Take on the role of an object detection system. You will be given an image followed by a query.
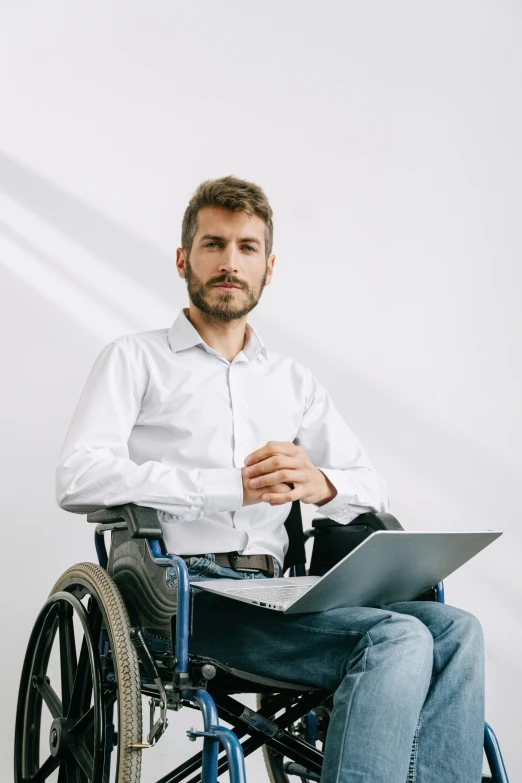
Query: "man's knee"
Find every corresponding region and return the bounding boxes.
[442,605,485,656]
[389,601,484,644]
[453,606,483,637]
[398,602,485,672]
[370,612,434,661]
[419,602,484,644]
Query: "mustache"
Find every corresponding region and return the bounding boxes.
[210,279,245,288]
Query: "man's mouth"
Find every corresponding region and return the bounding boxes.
[213,283,242,290]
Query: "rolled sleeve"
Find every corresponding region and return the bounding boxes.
[203,468,244,512]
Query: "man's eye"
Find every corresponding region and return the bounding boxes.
[204,242,256,251]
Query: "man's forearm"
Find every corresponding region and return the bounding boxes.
[316,470,339,506]
[56,448,244,516]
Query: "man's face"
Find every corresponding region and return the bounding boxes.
[177,206,275,322]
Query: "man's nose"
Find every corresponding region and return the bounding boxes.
[218,246,240,273]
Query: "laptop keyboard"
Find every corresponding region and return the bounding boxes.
[223,584,311,607]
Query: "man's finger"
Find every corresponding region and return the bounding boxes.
[249,470,305,489]
[261,486,301,505]
[245,455,300,478]
[244,441,299,466]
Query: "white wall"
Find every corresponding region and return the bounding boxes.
[1,1,520,779]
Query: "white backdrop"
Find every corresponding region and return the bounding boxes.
[1,1,520,780]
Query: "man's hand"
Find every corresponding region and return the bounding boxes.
[241,466,292,507]
[242,441,338,506]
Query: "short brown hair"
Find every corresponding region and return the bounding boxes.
[181,175,274,258]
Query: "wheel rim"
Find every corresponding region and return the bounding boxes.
[15,589,115,782]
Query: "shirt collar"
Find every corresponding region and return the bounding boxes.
[168,308,268,363]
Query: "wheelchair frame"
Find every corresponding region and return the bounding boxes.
[15,501,510,783]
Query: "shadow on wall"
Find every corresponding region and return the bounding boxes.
[0,148,518,590]
[0,149,173,300]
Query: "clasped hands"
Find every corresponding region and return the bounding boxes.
[241,441,337,508]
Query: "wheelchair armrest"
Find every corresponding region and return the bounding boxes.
[308,511,404,576]
[87,503,164,540]
[311,511,404,531]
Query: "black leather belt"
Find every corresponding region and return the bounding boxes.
[187,552,275,577]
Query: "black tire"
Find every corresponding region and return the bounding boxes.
[256,693,290,783]
[256,694,301,783]
[259,738,289,783]
[15,562,142,783]
[256,694,330,783]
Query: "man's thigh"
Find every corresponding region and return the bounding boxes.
[382,600,480,637]
[381,599,484,668]
[191,591,423,691]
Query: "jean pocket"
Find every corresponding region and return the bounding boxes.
[188,556,217,580]
[184,556,206,568]
[166,555,218,588]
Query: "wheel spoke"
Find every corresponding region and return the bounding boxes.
[58,753,84,783]
[69,744,110,783]
[68,636,91,719]
[33,675,62,719]
[22,753,60,782]
[69,744,93,779]
[59,603,77,714]
[86,594,104,635]
[72,687,117,738]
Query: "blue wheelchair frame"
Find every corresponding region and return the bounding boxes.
[142,540,247,783]
[90,503,509,783]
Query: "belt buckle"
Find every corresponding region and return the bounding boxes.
[234,554,260,573]
[228,552,257,573]
[227,552,274,577]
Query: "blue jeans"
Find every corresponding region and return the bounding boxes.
[165,553,281,587]
[167,557,485,783]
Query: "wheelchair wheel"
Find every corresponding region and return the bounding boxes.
[15,562,142,782]
[256,694,330,783]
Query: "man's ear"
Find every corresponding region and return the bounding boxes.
[265,254,276,285]
[176,248,187,279]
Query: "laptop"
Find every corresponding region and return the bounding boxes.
[196,530,502,613]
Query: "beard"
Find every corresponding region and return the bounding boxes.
[184,256,268,322]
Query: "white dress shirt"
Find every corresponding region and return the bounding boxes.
[56,308,389,566]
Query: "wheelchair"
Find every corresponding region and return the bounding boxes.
[15,501,509,783]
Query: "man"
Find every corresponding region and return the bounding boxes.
[56,176,485,783]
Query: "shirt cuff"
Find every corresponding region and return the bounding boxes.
[202,468,243,512]
[315,468,353,516]
[315,467,383,522]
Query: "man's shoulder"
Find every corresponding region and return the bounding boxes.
[108,328,171,362]
[264,350,315,391]
[112,328,169,347]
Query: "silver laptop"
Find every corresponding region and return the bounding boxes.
[196,531,502,613]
